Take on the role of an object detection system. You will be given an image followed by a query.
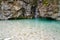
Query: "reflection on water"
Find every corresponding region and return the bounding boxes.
[0,19,60,40]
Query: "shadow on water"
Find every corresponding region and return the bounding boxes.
[0,17,60,23]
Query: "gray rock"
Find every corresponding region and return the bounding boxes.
[0,0,59,20]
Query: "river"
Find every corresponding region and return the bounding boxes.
[0,19,60,40]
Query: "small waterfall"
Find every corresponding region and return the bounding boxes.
[56,0,60,20]
[35,8,39,18]
[31,5,39,18]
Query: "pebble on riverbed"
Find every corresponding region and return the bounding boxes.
[0,26,59,40]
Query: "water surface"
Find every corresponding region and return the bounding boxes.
[0,19,60,40]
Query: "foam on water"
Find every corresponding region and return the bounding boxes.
[0,19,60,40]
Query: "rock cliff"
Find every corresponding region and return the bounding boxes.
[0,0,59,20]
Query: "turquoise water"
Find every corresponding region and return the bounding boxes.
[0,19,60,40]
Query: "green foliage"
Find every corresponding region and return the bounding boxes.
[31,0,38,6]
[42,0,49,6]
[0,0,2,5]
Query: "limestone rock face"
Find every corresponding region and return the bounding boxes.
[0,0,59,20]
[37,0,59,20]
[0,0,23,19]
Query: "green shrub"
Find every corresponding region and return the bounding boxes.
[42,0,49,6]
